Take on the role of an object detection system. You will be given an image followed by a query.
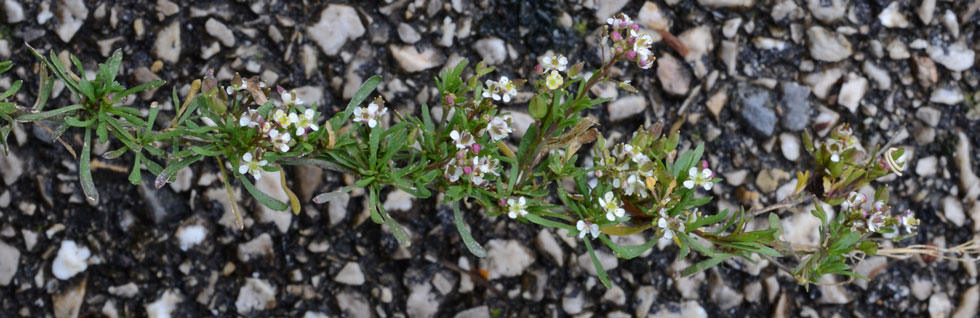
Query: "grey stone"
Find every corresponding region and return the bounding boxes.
[308,5,364,56]
[0,240,18,286]
[779,82,811,131]
[205,18,235,47]
[736,84,777,136]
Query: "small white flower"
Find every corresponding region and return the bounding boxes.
[450,130,475,149]
[682,167,713,191]
[269,129,291,152]
[353,102,387,128]
[273,109,294,128]
[279,87,304,107]
[238,109,260,128]
[657,208,674,240]
[899,210,919,233]
[606,14,633,29]
[507,196,528,219]
[483,76,518,103]
[622,174,647,198]
[541,54,568,72]
[867,212,886,232]
[842,192,867,211]
[238,152,268,180]
[486,115,513,141]
[444,158,463,182]
[545,70,564,90]
[225,78,247,95]
[576,220,600,239]
[294,109,319,136]
[598,191,626,221]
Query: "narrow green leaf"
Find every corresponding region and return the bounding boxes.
[525,213,575,231]
[79,127,99,202]
[128,154,142,185]
[453,203,487,257]
[337,75,381,125]
[0,80,22,100]
[16,104,84,121]
[312,184,357,204]
[599,235,656,259]
[241,176,289,211]
[584,239,611,288]
[681,253,732,276]
[112,80,165,103]
[378,202,411,247]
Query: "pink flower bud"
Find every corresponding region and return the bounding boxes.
[463,166,473,174]
[445,94,455,105]
[471,143,482,154]
[700,160,709,169]
[616,46,624,53]
[631,24,640,31]
[456,151,465,159]
[625,50,637,59]
[627,36,637,45]
[499,198,507,206]
[534,64,543,73]
[611,31,622,41]
[638,59,647,67]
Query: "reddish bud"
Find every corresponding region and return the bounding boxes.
[463,166,473,174]
[471,143,482,154]
[611,31,622,41]
[625,50,637,59]
[534,64,543,73]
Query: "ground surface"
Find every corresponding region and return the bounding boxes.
[0,0,979,317]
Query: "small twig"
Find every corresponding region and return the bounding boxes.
[439,259,500,295]
[89,159,129,173]
[748,193,814,218]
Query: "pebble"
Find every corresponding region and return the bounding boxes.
[706,89,727,120]
[720,40,738,75]
[878,1,909,28]
[651,301,708,318]
[593,0,629,23]
[722,18,742,38]
[954,285,979,318]
[657,54,691,96]
[918,0,936,24]
[697,0,753,8]
[638,1,669,30]
[955,131,980,201]
[862,61,891,90]
[805,67,842,99]
[709,271,744,310]
[335,291,371,318]
[942,196,966,226]
[438,17,455,47]
[53,280,86,318]
[942,10,959,39]
[910,275,933,301]
[914,55,939,87]
[607,95,647,122]
[4,0,24,23]
[888,39,910,59]
[54,0,88,42]
[736,84,776,136]
[535,229,564,266]
[146,290,181,318]
[334,262,365,286]
[406,281,439,318]
[156,0,179,16]
[237,233,274,262]
[780,207,822,246]
[837,73,868,113]
[397,22,421,44]
[779,133,801,161]
[175,223,207,251]
[818,276,851,304]
[930,86,964,105]
[808,0,846,24]
[971,204,980,232]
[807,26,852,62]
[52,240,90,280]
[484,239,535,279]
[390,45,445,72]
[236,278,276,314]
[0,240,18,286]
[453,306,489,318]
[254,171,292,233]
[382,189,413,212]
[930,293,953,318]
[473,38,507,65]
[928,42,975,72]
[916,156,938,176]
[678,26,713,63]
[205,18,235,47]
[779,82,811,131]
[577,249,618,276]
[308,5,364,56]
[916,107,942,127]
[108,282,139,298]
[0,151,22,186]
[744,281,762,303]
[153,21,181,64]
[20,230,36,251]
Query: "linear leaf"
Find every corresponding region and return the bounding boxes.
[453,203,487,257]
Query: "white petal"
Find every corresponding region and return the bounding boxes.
[509,211,517,219]
[451,130,460,140]
[658,218,668,228]
[368,119,377,128]
[663,230,673,240]
[253,171,262,180]
[238,165,248,174]
[259,160,268,166]
[703,181,713,191]
[607,212,615,221]
[688,167,698,177]
[589,224,599,238]
[683,180,695,189]
[242,152,252,162]
[576,220,586,231]
[578,231,587,239]
[239,116,250,127]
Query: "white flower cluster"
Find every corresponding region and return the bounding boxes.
[236,84,318,179]
[605,13,656,69]
[844,191,919,234]
[595,143,655,198]
[444,147,501,187]
[538,53,570,90]
[657,208,685,240]
[824,125,861,163]
[483,76,518,103]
